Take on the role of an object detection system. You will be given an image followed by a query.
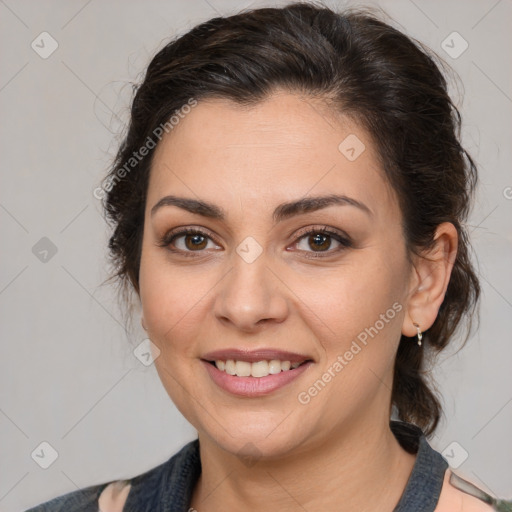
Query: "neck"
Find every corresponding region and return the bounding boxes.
[190,414,417,512]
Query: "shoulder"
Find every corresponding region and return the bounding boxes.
[25,482,131,512]
[435,469,495,511]
[25,439,200,512]
[24,481,110,511]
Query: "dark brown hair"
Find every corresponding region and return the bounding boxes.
[101,1,480,436]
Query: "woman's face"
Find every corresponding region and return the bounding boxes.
[139,91,415,458]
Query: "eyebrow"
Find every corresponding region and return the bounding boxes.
[150,194,373,223]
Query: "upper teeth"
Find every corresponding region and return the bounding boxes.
[215,359,302,377]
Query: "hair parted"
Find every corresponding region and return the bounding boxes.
[101,1,481,437]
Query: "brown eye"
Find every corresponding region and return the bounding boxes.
[294,227,352,257]
[306,232,332,251]
[159,228,220,255]
[182,233,208,251]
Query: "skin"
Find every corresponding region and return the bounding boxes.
[138,90,458,511]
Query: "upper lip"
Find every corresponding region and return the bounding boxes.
[202,349,313,363]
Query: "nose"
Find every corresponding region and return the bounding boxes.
[213,252,289,333]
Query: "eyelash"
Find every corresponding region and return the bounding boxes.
[158,226,353,259]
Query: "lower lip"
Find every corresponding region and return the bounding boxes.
[202,360,313,397]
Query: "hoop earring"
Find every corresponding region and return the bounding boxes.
[412,323,422,346]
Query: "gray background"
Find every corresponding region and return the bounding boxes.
[0,0,511,510]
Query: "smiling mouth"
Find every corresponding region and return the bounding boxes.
[204,359,313,378]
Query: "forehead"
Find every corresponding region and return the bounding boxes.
[147,91,398,221]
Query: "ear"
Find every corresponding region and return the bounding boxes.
[402,222,458,337]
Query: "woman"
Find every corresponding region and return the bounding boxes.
[26,2,511,511]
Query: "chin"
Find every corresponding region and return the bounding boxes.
[199,416,309,462]
[222,436,299,463]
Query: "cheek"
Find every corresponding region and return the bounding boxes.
[302,254,406,395]
[139,249,215,350]
[305,259,399,335]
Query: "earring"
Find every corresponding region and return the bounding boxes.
[412,322,422,346]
